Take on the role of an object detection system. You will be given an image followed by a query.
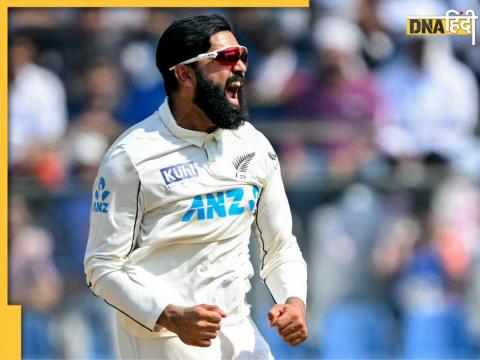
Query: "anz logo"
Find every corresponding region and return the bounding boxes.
[182,185,260,222]
[92,177,110,213]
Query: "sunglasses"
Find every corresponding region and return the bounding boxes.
[169,45,248,71]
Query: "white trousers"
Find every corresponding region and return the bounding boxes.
[116,316,274,360]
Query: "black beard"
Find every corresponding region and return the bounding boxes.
[193,68,248,130]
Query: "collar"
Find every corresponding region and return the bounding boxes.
[158,98,223,147]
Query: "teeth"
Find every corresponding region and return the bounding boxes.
[229,81,241,88]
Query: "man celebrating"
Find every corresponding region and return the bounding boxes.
[84,14,307,359]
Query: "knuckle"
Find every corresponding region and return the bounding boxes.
[196,306,207,313]
[210,325,220,332]
[195,307,205,315]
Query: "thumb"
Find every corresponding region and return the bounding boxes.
[268,304,284,327]
[203,304,227,318]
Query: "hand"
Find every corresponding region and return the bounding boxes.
[268,297,308,346]
[157,304,227,347]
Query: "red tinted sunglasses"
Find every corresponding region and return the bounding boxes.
[169,46,248,70]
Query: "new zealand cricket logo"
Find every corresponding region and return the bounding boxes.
[233,152,255,179]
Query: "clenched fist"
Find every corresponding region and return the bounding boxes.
[157,303,227,347]
[268,297,308,346]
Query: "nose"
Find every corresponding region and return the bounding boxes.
[231,58,247,76]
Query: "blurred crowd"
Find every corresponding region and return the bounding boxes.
[8,1,480,359]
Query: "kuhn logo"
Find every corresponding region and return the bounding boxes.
[160,161,199,185]
[92,177,110,213]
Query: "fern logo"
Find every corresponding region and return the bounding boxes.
[92,177,110,213]
[233,152,255,179]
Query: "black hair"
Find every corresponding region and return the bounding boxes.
[156,14,232,97]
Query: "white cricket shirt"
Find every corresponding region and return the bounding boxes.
[84,98,307,338]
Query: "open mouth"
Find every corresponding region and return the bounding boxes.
[226,80,242,106]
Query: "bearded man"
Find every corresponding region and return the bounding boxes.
[84,14,308,359]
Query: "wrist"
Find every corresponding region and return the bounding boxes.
[157,304,176,328]
[286,297,306,312]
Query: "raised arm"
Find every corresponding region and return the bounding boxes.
[251,139,308,345]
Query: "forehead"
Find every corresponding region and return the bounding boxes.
[208,31,239,51]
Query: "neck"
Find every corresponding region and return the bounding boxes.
[169,96,217,133]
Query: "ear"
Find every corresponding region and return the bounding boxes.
[173,65,195,89]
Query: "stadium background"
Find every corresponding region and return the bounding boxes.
[8,1,480,359]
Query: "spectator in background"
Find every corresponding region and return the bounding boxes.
[282,16,385,182]
[80,57,125,114]
[65,108,123,182]
[432,176,480,284]
[118,10,176,126]
[288,16,384,127]
[376,36,479,169]
[9,35,68,189]
[9,195,64,359]
[356,0,395,68]
[65,57,124,181]
[241,18,302,118]
[374,0,479,175]
[118,11,171,126]
[73,8,120,60]
[309,184,395,359]
[373,182,476,358]
[431,176,480,356]
[120,39,166,126]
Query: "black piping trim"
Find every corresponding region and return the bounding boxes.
[127,180,142,257]
[255,189,277,304]
[262,279,276,305]
[87,283,153,332]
